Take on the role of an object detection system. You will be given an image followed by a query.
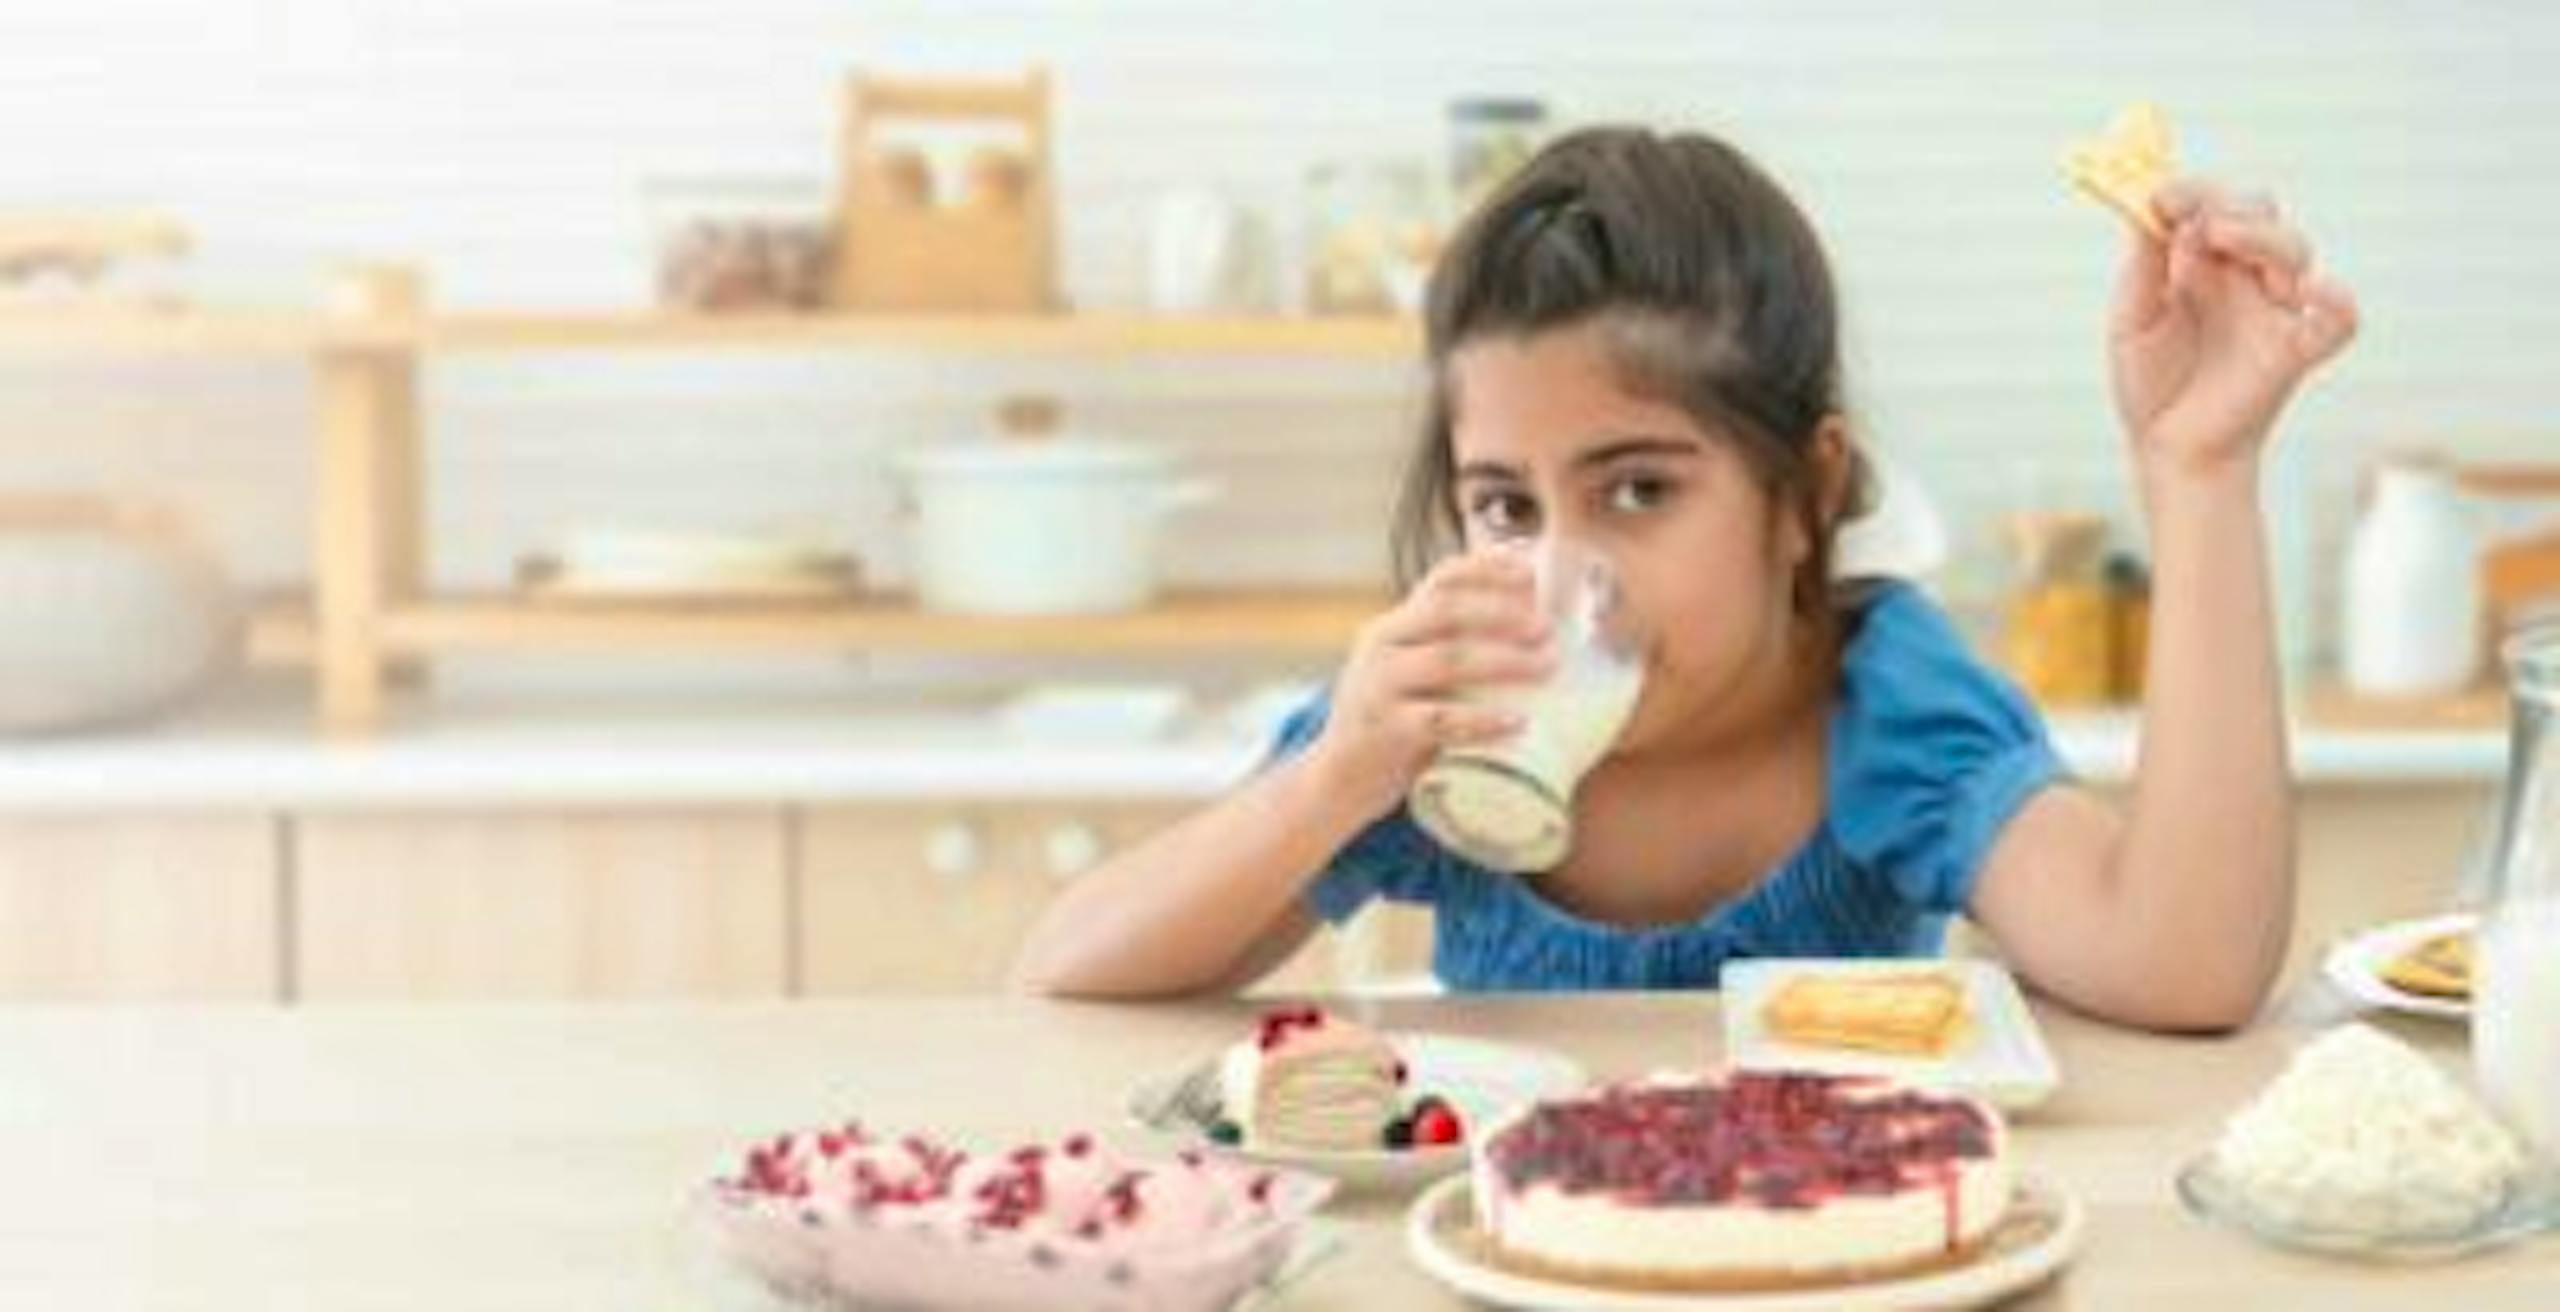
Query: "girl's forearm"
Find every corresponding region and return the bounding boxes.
[1008,745,1379,998]
[2112,456,2298,1019]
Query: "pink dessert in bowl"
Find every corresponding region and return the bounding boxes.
[694,1119,1333,1311]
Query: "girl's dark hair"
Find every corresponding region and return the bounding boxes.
[1392,125,1873,622]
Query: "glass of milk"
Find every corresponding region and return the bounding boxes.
[1407,538,1645,873]
[2476,619,2560,1164]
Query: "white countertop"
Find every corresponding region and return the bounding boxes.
[0,679,2510,810]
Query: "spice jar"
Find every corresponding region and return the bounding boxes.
[2105,552,2151,701]
[645,174,834,312]
[1303,159,1438,315]
[2002,512,2116,707]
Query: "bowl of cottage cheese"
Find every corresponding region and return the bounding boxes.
[2178,1023,2555,1259]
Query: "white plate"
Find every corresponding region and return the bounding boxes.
[1720,959,2061,1112]
[1404,1172,2084,1311]
[1127,1033,1586,1195]
[2321,912,2474,1022]
[997,684,1192,742]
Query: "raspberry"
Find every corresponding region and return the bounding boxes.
[1413,1103,1464,1146]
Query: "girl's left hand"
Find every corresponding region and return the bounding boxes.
[2108,180,2359,479]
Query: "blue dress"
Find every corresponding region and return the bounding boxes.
[1260,581,2068,991]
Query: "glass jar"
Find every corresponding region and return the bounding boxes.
[643,174,834,312]
[1448,97,1548,218]
[1999,511,2117,707]
[2476,619,2560,1162]
[1302,159,1437,316]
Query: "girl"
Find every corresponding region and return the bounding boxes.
[1012,126,2356,1031]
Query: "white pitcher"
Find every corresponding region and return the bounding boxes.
[2476,622,2560,1162]
[2343,456,2482,696]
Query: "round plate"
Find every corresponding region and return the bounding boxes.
[1403,1173,2084,1311]
[2321,912,2474,1021]
[1126,1033,1585,1194]
[2175,1154,2560,1262]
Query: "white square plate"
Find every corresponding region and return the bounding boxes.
[1720,958,2061,1112]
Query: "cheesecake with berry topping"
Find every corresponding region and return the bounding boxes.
[1471,1071,2011,1290]
[1217,1007,1410,1152]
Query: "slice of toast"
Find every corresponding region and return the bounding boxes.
[1762,970,1970,1057]
[2064,102,2175,238]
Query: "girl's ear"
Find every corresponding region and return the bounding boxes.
[1811,414,1853,526]
[1782,414,1853,569]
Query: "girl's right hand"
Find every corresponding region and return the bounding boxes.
[1308,548,1558,819]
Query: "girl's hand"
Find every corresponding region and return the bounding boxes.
[2108,179,2360,481]
[1309,548,1557,819]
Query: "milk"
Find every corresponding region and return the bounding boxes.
[1491,652,1645,799]
[2475,624,2560,1164]
[2476,895,2560,1163]
[1409,631,1643,873]
[1409,541,1645,873]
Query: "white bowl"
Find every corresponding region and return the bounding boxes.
[0,496,240,735]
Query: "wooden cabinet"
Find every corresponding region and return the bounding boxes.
[796,801,1363,995]
[0,781,2482,1005]
[0,815,280,1001]
[291,809,789,1000]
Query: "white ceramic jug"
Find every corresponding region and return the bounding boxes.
[2343,456,2482,696]
[1146,188,1267,313]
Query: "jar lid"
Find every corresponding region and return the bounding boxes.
[1449,98,1548,123]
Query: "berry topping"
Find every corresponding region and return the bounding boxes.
[1413,1103,1464,1147]
[1487,1073,1994,1209]
[1254,1005,1330,1051]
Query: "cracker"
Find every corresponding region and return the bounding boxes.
[2380,930,2472,1001]
[2064,102,2176,238]
[1762,970,1970,1057]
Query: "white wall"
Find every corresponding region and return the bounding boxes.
[0,0,2548,682]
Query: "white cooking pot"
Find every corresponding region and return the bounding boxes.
[899,440,1220,615]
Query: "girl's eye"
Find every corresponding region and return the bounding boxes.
[1468,490,1539,538]
[1605,473,1676,515]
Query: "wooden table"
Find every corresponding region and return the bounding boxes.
[0,991,2546,1310]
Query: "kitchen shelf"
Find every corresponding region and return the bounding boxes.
[0,306,392,357]
[384,588,1380,653]
[17,266,1415,735]
[2299,679,2510,733]
[424,309,1419,357]
[251,588,1380,660]
[0,304,1417,359]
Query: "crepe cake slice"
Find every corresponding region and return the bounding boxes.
[1217,1006,1405,1152]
